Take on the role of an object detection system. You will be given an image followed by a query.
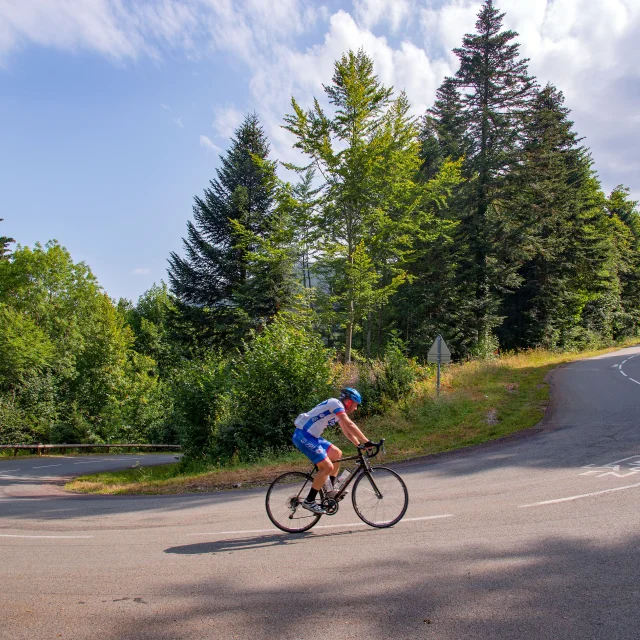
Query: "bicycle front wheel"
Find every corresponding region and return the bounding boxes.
[265,471,321,533]
[352,466,408,528]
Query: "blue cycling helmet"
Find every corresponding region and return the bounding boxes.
[340,387,362,405]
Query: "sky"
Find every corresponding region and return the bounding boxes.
[1,0,639,302]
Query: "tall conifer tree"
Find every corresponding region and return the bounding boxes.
[168,113,278,344]
[606,186,640,336]
[420,77,469,180]
[498,85,590,348]
[453,0,537,353]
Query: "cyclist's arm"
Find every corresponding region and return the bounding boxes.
[337,412,368,446]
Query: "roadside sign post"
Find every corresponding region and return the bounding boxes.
[427,335,451,395]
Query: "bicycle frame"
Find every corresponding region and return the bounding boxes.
[311,443,384,501]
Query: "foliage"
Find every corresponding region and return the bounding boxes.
[351,337,420,417]
[214,313,333,461]
[284,49,459,361]
[168,113,282,347]
[169,352,229,458]
[0,241,165,445]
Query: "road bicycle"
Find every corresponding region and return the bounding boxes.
[265,439,409,533]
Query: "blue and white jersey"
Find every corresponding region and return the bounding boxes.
[294,398,346,438]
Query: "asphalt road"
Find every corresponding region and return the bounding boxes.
[2,347,640,640]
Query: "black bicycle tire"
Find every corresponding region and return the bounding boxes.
[351,466,409,528]
[265,471,322,533]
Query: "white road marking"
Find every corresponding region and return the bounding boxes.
[629,378,640,385]
[0,469,19,474]
[519,481,640,508]
[73,461,104,465]
[187,514,453,537]
[0,534,94,539]
[621,371,628,377]
[32,464,63,469]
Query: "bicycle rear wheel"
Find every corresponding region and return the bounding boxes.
[352,466,408,528]
[265,471,321,533]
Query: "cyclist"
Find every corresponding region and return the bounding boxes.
[292,387,373,514]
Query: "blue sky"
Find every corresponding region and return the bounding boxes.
[1,0,639,302]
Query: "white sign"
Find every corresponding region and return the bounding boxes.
[427,335,451,363]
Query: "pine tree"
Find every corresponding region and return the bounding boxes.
[290,169,322,290]
[453,0,537,353]
[168,113,277,344]
[498,85,590,348]
[0,219,14,260]
[604,186,640,338]
[420,77,469,180]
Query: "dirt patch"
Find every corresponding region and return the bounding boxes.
[486,409,499,425]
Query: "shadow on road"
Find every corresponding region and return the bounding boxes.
[165,528,367,554]
[107,529,640,640]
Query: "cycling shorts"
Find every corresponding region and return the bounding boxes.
[292,428,333,465]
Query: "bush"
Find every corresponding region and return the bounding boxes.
[170,353,229,458]
[214,313,333,461]
[50,407,93,444]
[350,338,419,417]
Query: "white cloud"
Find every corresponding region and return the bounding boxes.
[354,0,414,33]
[132,267,152,275]
[212,105,244,140]
[1,0,638,198]
[199,134,222,152]
[0,0,198,64]
[173,116,184,128]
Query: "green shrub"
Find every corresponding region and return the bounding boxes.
[170,352,229,458]
[214,313,333,461]
[50,407,92,444]
[352,338,419,417]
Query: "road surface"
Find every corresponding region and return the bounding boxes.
[2,347,640,639]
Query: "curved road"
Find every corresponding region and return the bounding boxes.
[2,347,640,640]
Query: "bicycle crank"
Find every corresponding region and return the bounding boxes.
[322,498,339,515]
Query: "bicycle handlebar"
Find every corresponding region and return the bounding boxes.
[356,438,385,457]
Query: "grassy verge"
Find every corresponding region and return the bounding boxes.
[65,341,637,495]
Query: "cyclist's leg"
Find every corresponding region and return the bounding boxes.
[312,456,334,491]
[326,443,342,480]
[292,430,334,490]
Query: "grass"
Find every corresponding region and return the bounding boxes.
[65,340,638,495]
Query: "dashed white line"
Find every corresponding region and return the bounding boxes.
[187,514,453,537]
[32,464,63,469]
[629,378,640,385]
[621,371,628,377]
[519,481,640,508]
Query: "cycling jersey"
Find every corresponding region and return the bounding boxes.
[294,398,345,438]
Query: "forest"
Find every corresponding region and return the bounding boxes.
[1,1,639,461]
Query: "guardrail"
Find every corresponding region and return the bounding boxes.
[0,444,181,457]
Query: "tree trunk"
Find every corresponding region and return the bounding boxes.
[345,317,353,363]
[377,306,383,357]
